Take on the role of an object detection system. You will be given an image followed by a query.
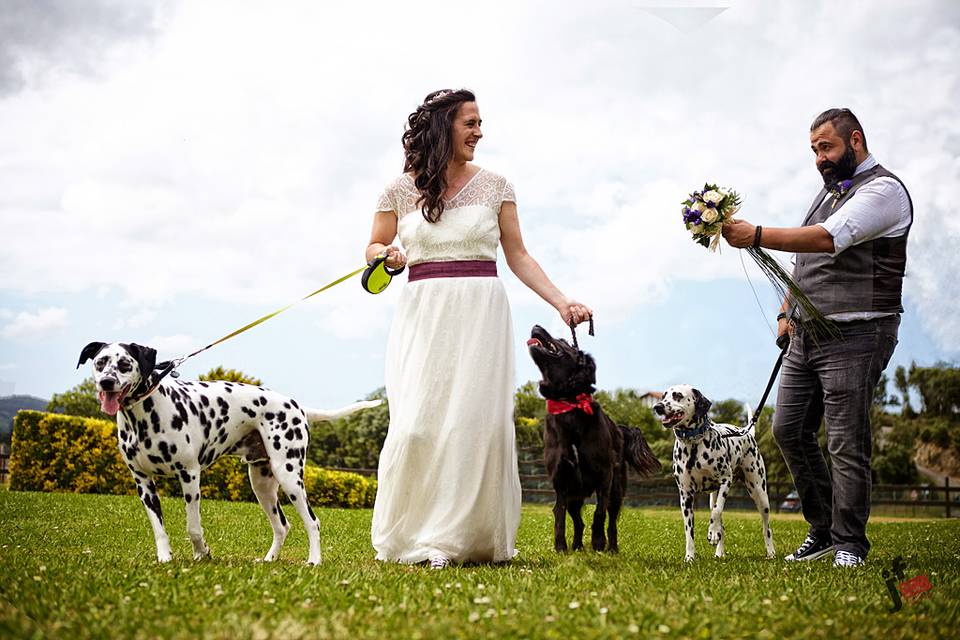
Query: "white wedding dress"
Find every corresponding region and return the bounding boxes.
[370,168,521,564]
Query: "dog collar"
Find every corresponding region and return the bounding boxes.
[674,418,711,439]
[546,393,594,416]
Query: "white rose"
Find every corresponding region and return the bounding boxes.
[701,208,719,224]
[691,223,704,235]
[703,190,723,205]
[691,200,706,213]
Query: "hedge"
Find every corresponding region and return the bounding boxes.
[9,411,376,508]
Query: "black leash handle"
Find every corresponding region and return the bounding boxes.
[569,316,595,350]
[747,333,790,429]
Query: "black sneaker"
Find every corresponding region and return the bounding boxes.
[784,534,834,561]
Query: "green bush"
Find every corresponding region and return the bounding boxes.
[932,424,952,449]
[873,443,918,484]
[9,411,375,508]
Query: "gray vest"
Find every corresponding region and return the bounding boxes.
[793,164,912,318]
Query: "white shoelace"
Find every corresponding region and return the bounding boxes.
[429,555,450,570]
[834,550,863,566]
[794,534,819,555]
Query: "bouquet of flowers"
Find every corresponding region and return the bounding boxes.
[681,183,837,337]
[682,185,741,251]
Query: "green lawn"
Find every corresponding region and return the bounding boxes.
[1,491,957,639]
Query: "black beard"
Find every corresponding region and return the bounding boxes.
[818,143,858,186]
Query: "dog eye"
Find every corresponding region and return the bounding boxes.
[672,392,683,401]
[95,357,107,371]
[117,360,132,373]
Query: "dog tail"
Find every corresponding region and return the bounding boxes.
[745,404,755,435]
[303,399,382,422]
[619,425,662,477]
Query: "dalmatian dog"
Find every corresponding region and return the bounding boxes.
[77,341,380,565]
[653,385,775,562]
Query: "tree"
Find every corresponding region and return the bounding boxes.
[47,377,102,418]
[873,443,918,484]
[307,388,389,469]
[894,365,914,416]
[908,362,960,419]
[198,367,262,386]
[593,387,666,445]
[710,399,747,426]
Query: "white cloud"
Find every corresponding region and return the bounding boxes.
[1,307,68,339]
[0,0,958,357]
[144,334,198,355]
[112,308,158,331]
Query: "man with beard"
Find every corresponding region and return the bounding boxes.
[722,108,912,567]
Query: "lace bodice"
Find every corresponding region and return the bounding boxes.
[375,169,516,265]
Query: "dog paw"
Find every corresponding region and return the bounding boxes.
[707,527,723,546]
[157,552,173,563]
[684,555,695,563]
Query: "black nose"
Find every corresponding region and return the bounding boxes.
[653,403,664,415]
[100,378,117,391]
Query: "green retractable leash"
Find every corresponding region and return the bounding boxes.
[361,253,406,294]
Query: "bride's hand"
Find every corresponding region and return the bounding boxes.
[558,299,593,326]
[382,245,407,269]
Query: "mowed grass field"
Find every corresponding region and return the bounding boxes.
[1,490,958,639]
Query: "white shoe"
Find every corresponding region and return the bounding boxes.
[429,554,451,570]
[833,550,865,567]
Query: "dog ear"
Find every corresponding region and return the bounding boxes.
[692,388,712,421]
[77,342,107,369]
[122,343,157,378]
[570,352,597,393]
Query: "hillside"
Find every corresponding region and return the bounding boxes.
[0,395,49,443]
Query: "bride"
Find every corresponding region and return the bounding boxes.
[366,88,592,568]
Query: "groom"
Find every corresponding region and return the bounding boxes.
[722,108,912,567]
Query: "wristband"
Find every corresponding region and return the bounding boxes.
[752,225,763,249]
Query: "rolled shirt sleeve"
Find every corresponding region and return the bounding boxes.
[817,177,911,256]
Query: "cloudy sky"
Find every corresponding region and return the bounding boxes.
[1,0,958,411]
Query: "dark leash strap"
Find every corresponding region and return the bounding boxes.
[568,316,595,350]
[744,332,790,430]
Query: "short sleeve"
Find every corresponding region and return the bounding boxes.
[375,186,394,214]
[501,179,516,205]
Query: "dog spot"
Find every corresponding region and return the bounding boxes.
[185,493,192,503]
[277,411,286,423]
[283,402,291,410]
[241,406,256,418]
[265,412,275,421]
[292,417,301,426]
[285,463,294,472]
[200,395,210,407]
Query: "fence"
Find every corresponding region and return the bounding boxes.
[329,448,959,517]
[4,447,956,515]
[0,443,8,484]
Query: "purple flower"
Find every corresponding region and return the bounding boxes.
[682,207,702,225]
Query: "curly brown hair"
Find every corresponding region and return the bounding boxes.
[402,88,476,223]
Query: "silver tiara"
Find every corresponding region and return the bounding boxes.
[426,90,452,105]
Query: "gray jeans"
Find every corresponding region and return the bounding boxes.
[773,315,900,558]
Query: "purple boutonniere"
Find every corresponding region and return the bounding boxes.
[829,179,854,208]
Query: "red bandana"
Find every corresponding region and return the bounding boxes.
[546,393,595,416]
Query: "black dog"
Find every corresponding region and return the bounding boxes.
[527,325,661,552]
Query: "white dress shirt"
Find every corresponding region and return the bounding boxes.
[811,154,912,321]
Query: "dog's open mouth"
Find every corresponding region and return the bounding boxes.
[99,387,130,416]
[659,411,686,428]
[526,335,561,355]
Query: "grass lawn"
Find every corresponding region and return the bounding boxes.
[1,490,958,639]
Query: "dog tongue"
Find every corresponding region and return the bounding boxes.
[99,390,121,416]
[526,338,541,347]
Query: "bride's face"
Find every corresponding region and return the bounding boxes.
[451,102,482,163]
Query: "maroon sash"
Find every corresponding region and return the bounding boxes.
[408,260,498,282]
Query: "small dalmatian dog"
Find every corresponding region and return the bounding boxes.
[653,384,775,562]
[78,341,380,565]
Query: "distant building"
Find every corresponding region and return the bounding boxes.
[638,391,663,409]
